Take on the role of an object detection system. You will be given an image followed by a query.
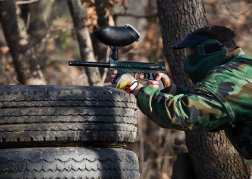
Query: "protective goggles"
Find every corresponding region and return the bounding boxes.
[184,40,226,65]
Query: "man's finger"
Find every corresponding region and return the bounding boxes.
[147,80,158,85]
[161,74,172,87]
[110,70,118,75]
[155,73,164,81]
[139,74,145,79]
[111,74,116,79]
[152,81,159,85]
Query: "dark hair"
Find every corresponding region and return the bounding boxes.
[192,25,236,43]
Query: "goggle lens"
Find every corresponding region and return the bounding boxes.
[184,46,199,65]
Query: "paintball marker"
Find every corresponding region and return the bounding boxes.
[68,24,166,80]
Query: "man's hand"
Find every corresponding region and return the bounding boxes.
[110,70,143,96]
[140,73,176,94]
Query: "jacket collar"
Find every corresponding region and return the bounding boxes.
[221,48,244,64]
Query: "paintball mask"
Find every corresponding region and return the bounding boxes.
[172,33,228,84]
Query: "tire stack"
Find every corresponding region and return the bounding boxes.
[0,85,140,179]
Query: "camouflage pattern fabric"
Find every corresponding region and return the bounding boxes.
[137,48,252,159]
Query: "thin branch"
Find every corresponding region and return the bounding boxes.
[34,22,73,50]
[114,13,158,19]
[147,140,158,153]
[137,116,145,165]
[25,12,31,30]
[100,46,110,85]
[16,0,38,5]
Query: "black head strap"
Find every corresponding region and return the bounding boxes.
[223,39,236,48]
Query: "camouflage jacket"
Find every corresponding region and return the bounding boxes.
[137,48,252,159]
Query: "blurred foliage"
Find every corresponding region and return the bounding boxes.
[249,159,252,166]
[203,0,252,56]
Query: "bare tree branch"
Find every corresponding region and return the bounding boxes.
[100,46,110,85]
[16,0,38,5]
[34,22,73,50]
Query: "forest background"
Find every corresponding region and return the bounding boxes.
[0,0,252,179]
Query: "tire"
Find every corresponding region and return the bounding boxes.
[0,85,137,148]
[0,147,140,179]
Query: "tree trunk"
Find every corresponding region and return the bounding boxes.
[186,131,250,178]
[67,0,102,86]
[156,0,250,178]
[0,0,45,85]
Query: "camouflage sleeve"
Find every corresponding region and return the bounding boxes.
[137,85,228,131]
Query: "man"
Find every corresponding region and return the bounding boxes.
[110,25,252,159]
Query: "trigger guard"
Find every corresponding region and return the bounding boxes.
[141,73,151,81]
[140,73,156,80]
[144,73,150,79]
